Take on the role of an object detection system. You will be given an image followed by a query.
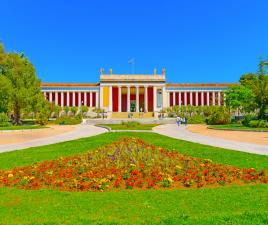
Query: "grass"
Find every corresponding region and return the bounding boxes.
[97,123,159,130]
[0,132,268,224]
[209,124,268,131]
[0,125,46,131]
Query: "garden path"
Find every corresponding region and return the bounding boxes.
[0,125,107,153]
[153,124,268,156]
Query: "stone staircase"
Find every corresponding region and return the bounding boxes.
[111,112,154,119]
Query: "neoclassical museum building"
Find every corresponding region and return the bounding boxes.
[41,69,233,115]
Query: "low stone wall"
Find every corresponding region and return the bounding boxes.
[84,118,176,125]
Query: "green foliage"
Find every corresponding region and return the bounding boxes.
[63,106,70,114]
[0,113,10,127]
[239,60,268,119]
[0,44,45,124]
[206,107,231,125]
[70,106,78,114]
[54,116,81,125]
[187,115,206,124]
[80,105,88,113]
[36,110,49,126]
[225,85,254,115]
[50,104,62,118]
[0,75,11,113]
[242,114,257,126]
[121,121,140,128]
[248,120,268,128]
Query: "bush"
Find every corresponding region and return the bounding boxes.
[36,110,49,126]
[248,120,268,128]
[121,121,140,128]
[54,116,82,125]
[206,107,231,125]
[0,113,10,127]
[187,115,206,124]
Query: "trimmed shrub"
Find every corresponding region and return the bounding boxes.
[54,116,81,125]
[36,111,49,126]
[0,113,10,127]
[187,115,206,124]
[249,120,268,128]
[121,121,140,128]
[206,107,231,125]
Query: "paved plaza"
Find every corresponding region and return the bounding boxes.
[153,124,268,156]
[0,125,107,153]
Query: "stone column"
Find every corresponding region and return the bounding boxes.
[201,92,204,106]
[118,86,122,112]
[212,91,215,106]
[162,86,167,109]
[54,92,58,105]
[100,87,103,109]
[109,86,113,112]
[61,92,64,107]
[127,86,131,112]
[66,91,70,107]
[90,92,93,107]
[73,92,76,107]
[190,91,193,106]
[136,86,139,112]
[207,92,210,106]
[167,92,170,107]
[218,91,221,106]
[179,92,181,106]
[195,92,198,106]
[84,92,87,106]
[153,86,157,112]
[184,92,187,105]
[78,92,82,106]
[173,92,176,106]
[144,86,148,112]
[96,92,99,108]
[49,92,52,103]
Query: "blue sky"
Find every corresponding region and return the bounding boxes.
[1,0,267,83]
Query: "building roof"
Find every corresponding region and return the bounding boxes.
[166,83,237,88]
[41,83,99,87]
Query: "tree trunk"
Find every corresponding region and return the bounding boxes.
[12,103,21,125]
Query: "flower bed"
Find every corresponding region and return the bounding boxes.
[0,138,267,191]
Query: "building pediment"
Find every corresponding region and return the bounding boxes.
[100,74,166,83]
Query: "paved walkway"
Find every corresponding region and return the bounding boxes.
[0,125,107,153]
[153,124,268,156]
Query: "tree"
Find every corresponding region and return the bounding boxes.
[239,60,268,119]
[225,85,254,118]
[0,75,11,113]
[0,49,44,124]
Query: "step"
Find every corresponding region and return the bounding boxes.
[111,112,154,119]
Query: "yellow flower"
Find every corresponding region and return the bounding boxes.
[8,174,13,178]
[175,165,182,170]
[167,177,173,183]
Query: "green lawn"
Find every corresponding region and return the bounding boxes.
[97,124,159,130]
[0,132,268,224]
[0,125,46,131]
[209,124,268,131]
